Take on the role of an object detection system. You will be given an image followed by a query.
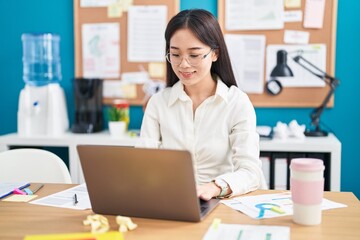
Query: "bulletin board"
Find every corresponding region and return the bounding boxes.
[74,0,179,106]
[218,0,338,107]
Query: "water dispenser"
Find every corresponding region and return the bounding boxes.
[17,33,69,136]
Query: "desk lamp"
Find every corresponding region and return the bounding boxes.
[266,50,293,95]
[269,50,340,137]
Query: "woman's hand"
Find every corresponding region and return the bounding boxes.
[197,182,221,201]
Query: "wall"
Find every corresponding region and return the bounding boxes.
[0,0,359,197]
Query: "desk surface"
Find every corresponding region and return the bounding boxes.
[0,184,359,240]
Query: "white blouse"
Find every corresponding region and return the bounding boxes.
[138,80,267,196]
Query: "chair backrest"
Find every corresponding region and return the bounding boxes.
[0,148,72,183]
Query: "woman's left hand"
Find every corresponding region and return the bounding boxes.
[197,182,221,201]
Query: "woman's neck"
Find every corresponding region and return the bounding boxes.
[184,75,217,112]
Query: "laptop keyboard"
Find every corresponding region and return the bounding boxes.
[199,199,209,213]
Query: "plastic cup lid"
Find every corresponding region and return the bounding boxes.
[290,158,325,172]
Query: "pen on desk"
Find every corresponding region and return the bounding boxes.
[74,194,79,205]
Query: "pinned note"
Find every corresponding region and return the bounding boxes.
[148,62,166,78]
[120,0,134,12]
[103,81,137,99]
[284,30,310,44]
[303,0,326,29]
[285,0,301,8]
[108,3,123,18]
[283,10,303,22]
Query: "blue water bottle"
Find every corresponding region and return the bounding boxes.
[22,33,62,86]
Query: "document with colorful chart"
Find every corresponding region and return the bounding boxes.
[222,192,347,219]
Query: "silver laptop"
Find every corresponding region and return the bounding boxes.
[77,145,219,222]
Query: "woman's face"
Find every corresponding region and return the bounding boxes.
[168,28,217,88]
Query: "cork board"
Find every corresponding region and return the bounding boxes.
[218,0,338,107]
[74,0,179,105]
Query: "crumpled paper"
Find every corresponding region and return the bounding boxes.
[273,120,306,139]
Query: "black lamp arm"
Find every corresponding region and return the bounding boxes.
[309,83,337,129]
[293,54,340,131]
[293,55,334,83]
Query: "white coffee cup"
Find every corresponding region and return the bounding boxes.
[290,158,325,225]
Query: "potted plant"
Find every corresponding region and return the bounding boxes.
[108,100,130,137]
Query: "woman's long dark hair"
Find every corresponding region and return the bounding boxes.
[165,9,237,88]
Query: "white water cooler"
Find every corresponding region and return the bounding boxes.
[17,33,69,137]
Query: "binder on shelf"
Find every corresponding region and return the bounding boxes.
[274,158,287,190]
[260,155,271,187]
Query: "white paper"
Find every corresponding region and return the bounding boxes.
[128,5,167,62]
[103,80,136,98]
[225,34,265,94]
[82,23,120,78]
[122,71,149,84]
[203,224,290,240]
[30,184,91,210]
[80,0,116,8]
[284,30,310,44]
[222,192,347,219]
[304,0,326,29]
[225,0,284,30]
[266,44,326,87]
[283,10,303,22]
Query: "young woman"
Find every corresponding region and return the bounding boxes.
[138,9,266,200]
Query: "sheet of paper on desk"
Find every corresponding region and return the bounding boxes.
[222,192,347,219]
[29,183,91,210]
[203,224,290,240]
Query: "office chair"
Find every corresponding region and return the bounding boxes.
[0,148,72,183]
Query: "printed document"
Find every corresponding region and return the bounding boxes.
[203,223,290,240]
[82,23,120,78]
[30,184,91,210]
[128,5,167,62]
[225,34,265,94]
[222,192,347,219]
[225,0,284,30]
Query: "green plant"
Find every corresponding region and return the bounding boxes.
[108,101,130,126]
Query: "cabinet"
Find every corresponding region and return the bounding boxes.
[0,132,341,190]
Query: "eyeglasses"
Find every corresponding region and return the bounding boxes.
[165,49,213,66]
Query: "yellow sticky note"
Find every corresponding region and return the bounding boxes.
[108,3,123,18]
[148,62,166,78]
[285,0,301,8]
[121,84,137,99]
[2,195,38,202]
[119,0,134,12]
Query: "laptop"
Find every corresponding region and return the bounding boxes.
[77,145,220,222]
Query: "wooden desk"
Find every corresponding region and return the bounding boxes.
[0,185,358,240]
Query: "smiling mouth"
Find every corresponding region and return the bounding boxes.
[179,70,196,78]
